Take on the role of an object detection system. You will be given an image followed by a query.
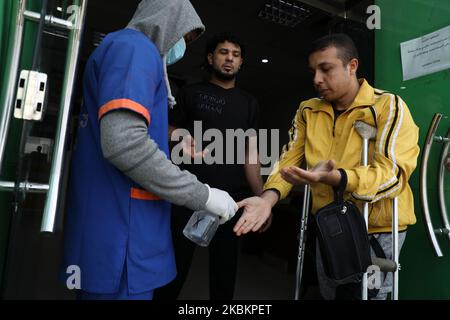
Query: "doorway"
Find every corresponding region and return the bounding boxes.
[0,0,374,299]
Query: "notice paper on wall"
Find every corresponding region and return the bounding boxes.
[400,25,450,81]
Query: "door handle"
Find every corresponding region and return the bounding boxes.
[437,128,450,242]
[0,0,27,174]
[420,113,445,257]
[0,181,49,193]
[41,0,88,233]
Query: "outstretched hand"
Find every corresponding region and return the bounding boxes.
[280,160,341,187]
[233,196,272,236]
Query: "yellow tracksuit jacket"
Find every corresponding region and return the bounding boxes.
[264,79,419,233]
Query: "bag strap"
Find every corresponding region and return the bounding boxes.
[333,168,348,204]
[369,236,386,259]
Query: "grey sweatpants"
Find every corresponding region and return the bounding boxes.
[316,232,406,300]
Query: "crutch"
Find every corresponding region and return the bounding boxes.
[294,182,310,300]
[354,121,376,300]
[391,197,399,300]
[354,121,399,300]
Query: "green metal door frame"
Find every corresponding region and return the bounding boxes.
[375,0,450,299]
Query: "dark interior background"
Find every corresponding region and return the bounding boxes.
[82,0,374,154]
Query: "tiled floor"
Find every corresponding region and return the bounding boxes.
[178,242,296,300]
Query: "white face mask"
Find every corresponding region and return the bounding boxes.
[166,38,186,66]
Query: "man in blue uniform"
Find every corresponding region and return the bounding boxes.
[61,0,238,300]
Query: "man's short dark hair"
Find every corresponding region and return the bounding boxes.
[309,33,359,65]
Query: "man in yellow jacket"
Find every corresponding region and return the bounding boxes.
[233,33,419,299]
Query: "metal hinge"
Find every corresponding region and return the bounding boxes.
[14,70,48,121]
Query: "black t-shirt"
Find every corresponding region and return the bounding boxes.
[169,82,259,198]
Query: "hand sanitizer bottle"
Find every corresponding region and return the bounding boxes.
[183,210,220,247]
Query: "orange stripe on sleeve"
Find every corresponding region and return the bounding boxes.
[130,188,161,201]
[98,99,151,125]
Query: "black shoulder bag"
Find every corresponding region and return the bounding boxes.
[314,169,372,281]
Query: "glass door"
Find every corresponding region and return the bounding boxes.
[0,0,87,299]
